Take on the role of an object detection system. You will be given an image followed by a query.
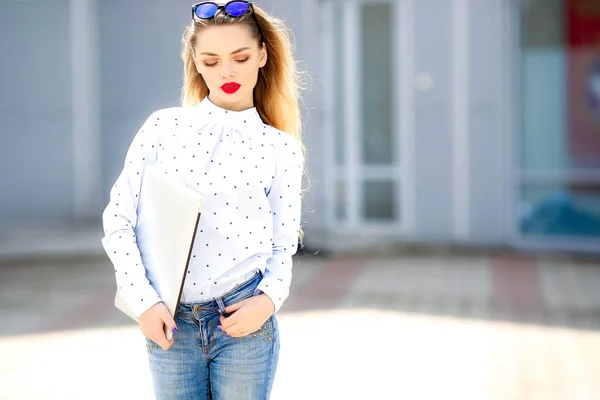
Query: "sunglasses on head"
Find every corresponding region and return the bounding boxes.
[192,1,262,40]
[193,1,256,20]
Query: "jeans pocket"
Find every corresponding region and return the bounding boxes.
[250,316,274,341]
[145,337,160,354]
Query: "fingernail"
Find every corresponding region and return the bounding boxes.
[226,334,231,337]
[172,327,178,334]
[216,326,222,331]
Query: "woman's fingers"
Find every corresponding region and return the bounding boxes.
[219,325,257,337]
[219,313,240,330]
[139,302,175,351]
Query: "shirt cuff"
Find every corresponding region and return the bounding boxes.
[255,277,288,313]
[121,283,163,320]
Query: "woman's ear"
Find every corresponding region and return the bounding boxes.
[259,42,268,68]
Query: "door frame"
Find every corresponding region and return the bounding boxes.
[320,0,416,236]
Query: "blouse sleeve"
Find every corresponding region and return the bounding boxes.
[255,133,304,313]
[101,110,165,319]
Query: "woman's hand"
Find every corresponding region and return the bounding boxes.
[139,302,177,350]
[218,294,275,337]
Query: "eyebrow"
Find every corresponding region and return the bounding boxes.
[199,47,251,56]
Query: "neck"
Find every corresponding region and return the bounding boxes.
[208,93,254,112]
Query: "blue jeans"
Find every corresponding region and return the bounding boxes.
[146,271,280,400]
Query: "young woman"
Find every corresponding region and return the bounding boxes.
[101,2,306,398]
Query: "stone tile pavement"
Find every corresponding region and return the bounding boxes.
[1,250,600,399]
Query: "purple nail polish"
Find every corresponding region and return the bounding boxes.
[172,327,178,334]
[217,327,222,331]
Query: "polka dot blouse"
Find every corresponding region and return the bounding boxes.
[101,97,304,318]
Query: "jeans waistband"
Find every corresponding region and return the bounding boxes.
[177,270,262,319]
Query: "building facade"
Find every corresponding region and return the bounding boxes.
[1,0,599,253]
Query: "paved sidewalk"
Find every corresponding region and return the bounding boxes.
[1,252,600,399]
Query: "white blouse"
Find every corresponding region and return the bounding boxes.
[101,97,304,318]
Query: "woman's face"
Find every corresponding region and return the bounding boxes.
[194,24,267,111]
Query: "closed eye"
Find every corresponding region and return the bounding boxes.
[203,58,250,68]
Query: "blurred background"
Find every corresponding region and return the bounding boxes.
[1,0,600,399]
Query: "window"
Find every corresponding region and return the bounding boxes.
[519,0,600,238]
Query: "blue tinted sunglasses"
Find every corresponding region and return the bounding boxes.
[193,1,256,20]
[192,1,262,39]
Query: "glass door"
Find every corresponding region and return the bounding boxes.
[320,0,415,234]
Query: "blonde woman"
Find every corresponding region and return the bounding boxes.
[101,1,306,398]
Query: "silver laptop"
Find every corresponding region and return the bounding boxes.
[115,164,203,338]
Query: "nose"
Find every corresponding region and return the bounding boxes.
[221,62,235,79]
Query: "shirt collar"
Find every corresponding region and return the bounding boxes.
[196,96,263,131]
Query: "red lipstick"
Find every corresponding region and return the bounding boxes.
[220,82,241,94]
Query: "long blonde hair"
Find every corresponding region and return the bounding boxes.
[180,3,309,243]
